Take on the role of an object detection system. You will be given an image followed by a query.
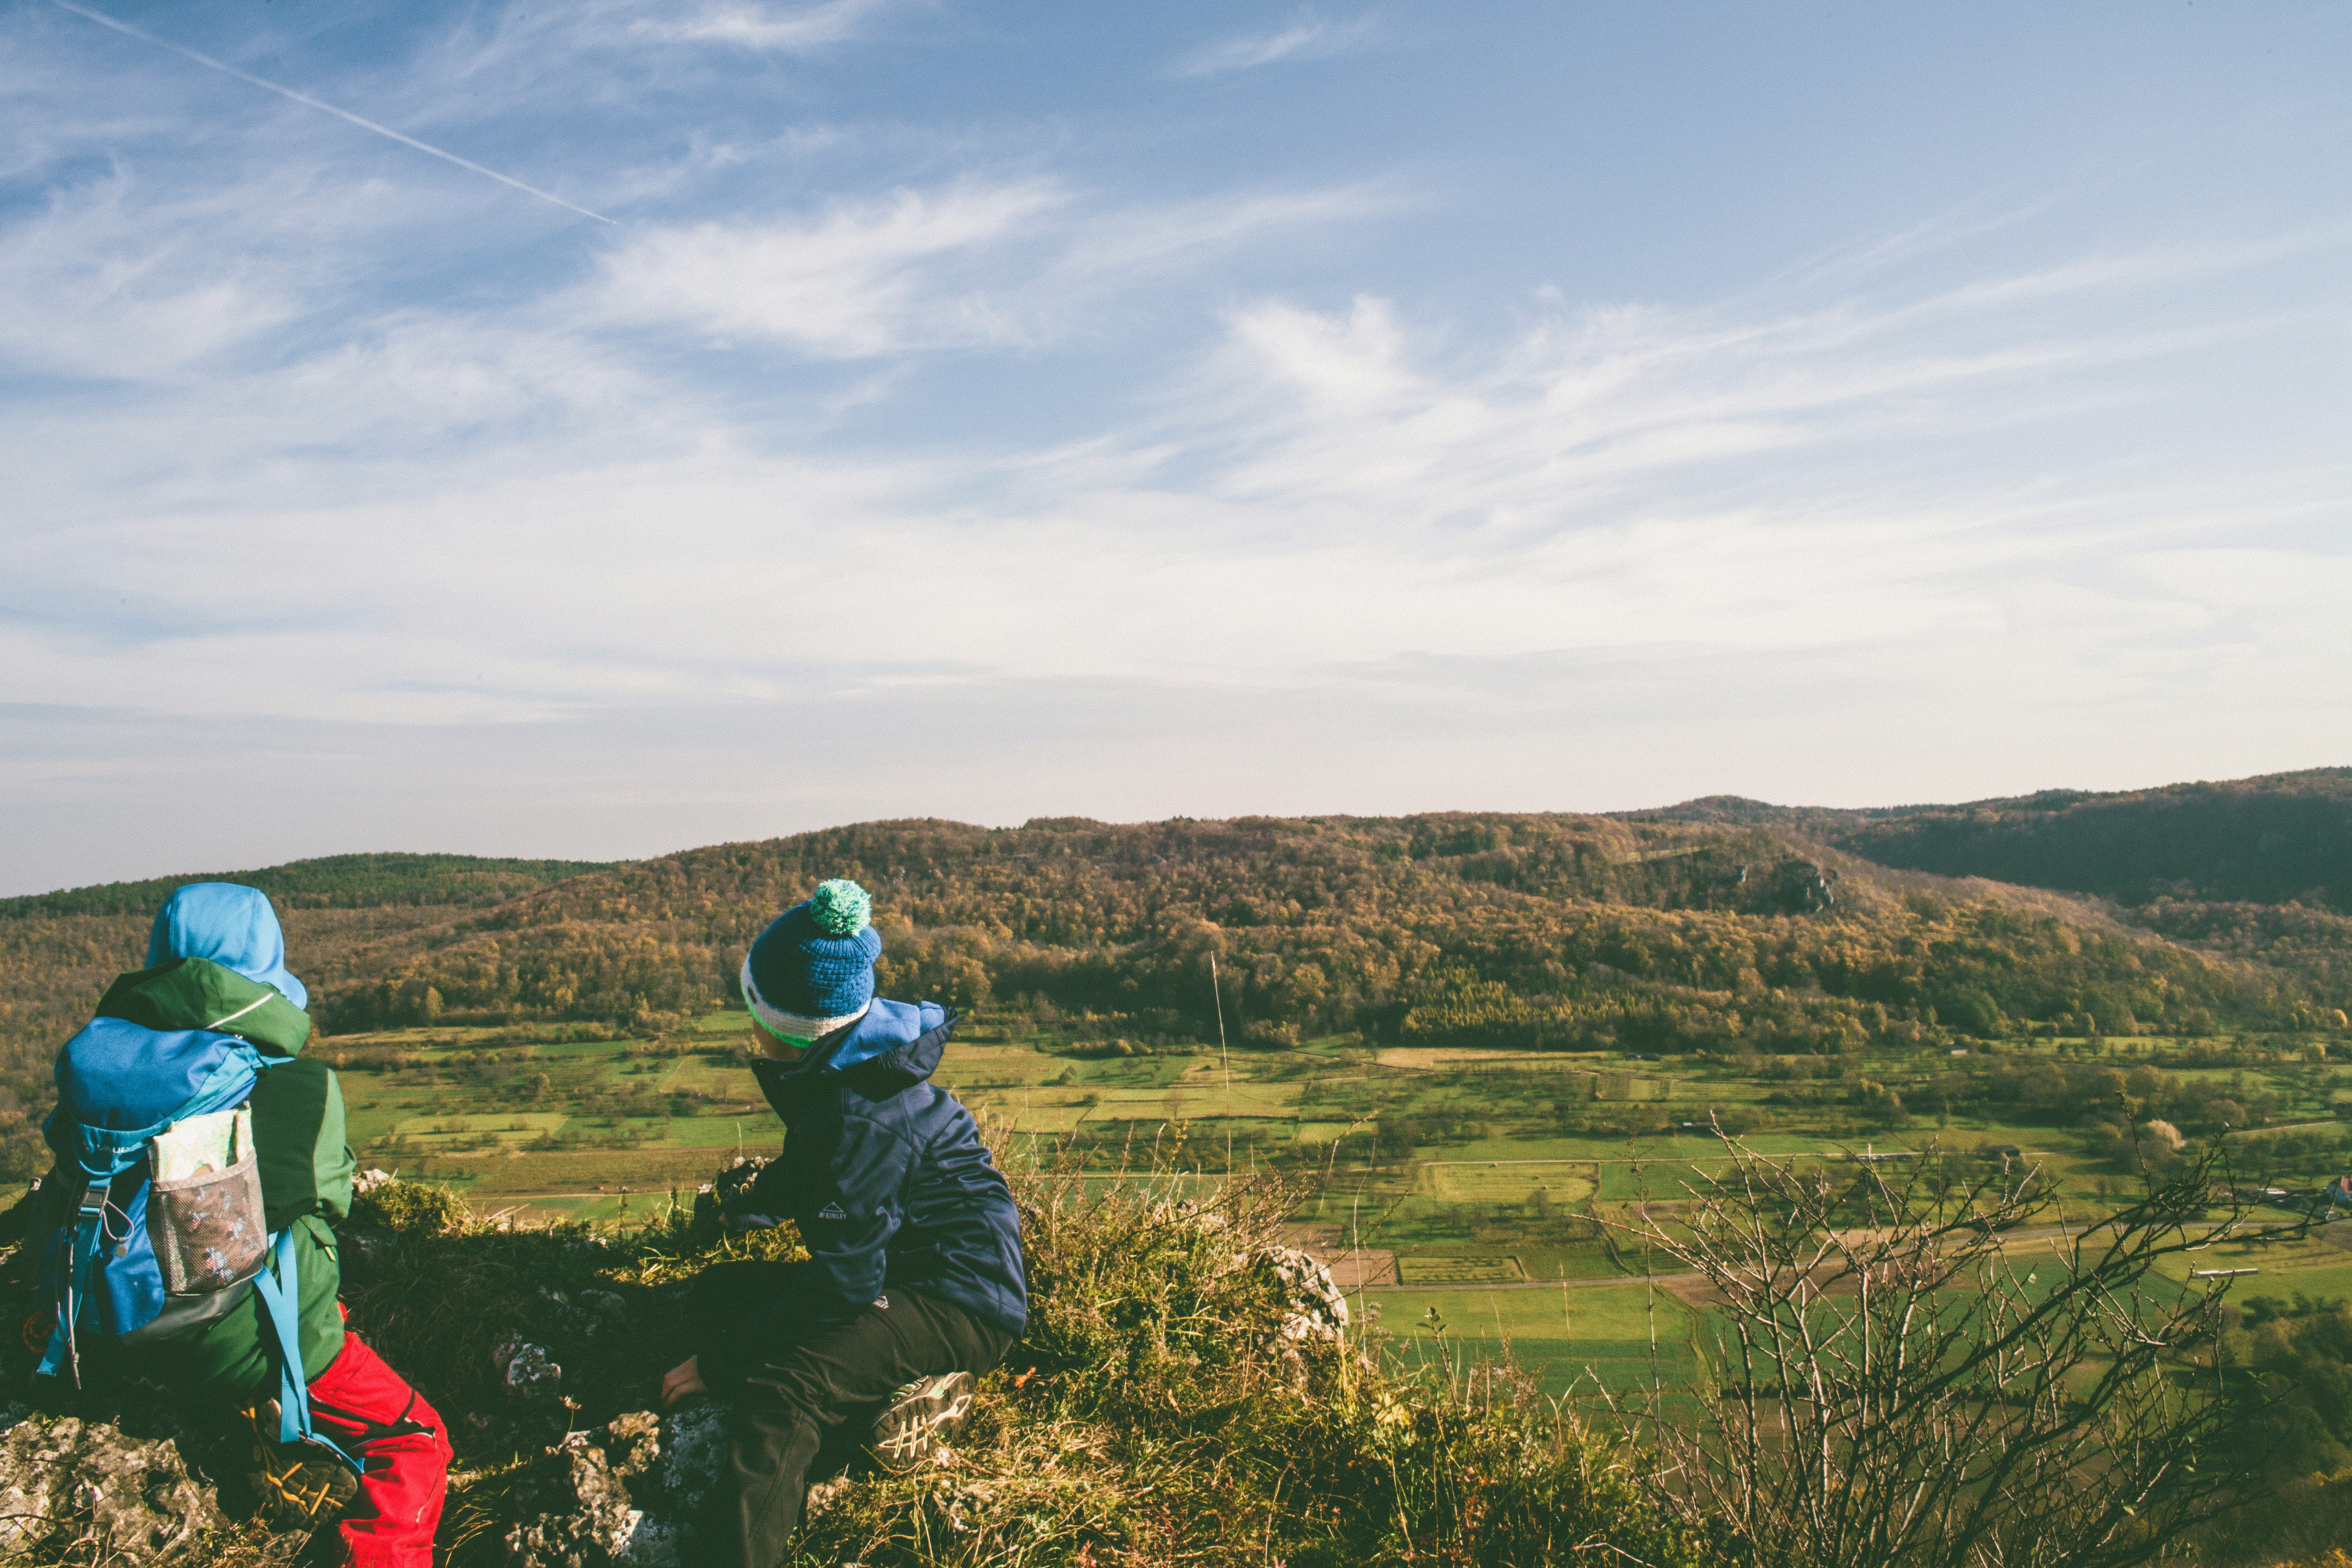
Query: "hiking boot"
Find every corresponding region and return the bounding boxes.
[869,1372,975,1472]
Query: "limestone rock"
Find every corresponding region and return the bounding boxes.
[0,1408,226,1561]
[503,1432,637,1568]
[602,1409,661,1478]
[497,1405,734,1568]
[1252,1246,1349,1347]
[610,1401,736,1566]
[639,1400,729,1522]
[496,1337,564,1401]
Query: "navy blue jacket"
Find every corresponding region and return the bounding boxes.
[729,1000,1027,1343]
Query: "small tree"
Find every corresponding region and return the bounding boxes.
[1612,1131,2296,1568]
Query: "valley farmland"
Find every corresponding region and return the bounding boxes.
[9,767,2352,1411]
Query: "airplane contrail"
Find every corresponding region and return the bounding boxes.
[49,0,617,225]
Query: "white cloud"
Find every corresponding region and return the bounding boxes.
[593,181,1061,356]
[434,0,888,72]
[1047,183,1396,290]
[626,0,889,51]
[1174,13,1381,78]
[0,169,303,379]
[1209,215,2331,535]
[8,214,2336,735]
[590,178,1388,357]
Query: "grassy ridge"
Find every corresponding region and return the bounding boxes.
[1826,768,2352,910]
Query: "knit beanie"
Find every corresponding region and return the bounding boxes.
[741,879,882,1042]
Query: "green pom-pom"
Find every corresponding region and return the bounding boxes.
[809,878,872,937]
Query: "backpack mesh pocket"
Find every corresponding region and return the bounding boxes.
[148,1107,267,1295]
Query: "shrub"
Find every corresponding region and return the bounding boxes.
[349,1179,472,1236]
[1617,1132,2295,1568]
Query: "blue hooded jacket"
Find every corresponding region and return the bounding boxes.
[734,1000,1027,1344]
[146,884,310,1009]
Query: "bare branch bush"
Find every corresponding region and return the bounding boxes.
[1609,1131,2296,1568]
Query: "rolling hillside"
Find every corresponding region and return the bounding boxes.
[279,811,2306,1049]
[3,774,2346,1183]
[1639,767,2352,909]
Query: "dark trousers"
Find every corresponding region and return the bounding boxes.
[685,1264,1013,1568]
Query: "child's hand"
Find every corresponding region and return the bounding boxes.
[662,1356,706,1408]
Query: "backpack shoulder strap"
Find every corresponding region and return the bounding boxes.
[31,1175,121,1385]
[251,1227,362,1474]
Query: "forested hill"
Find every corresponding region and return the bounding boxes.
[1638,768,2352,910]
[277,811,2336,1053]
[0,852,618,919]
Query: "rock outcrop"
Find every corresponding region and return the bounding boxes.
[1252,1246,1350,1348]
[501,1417,645,1568]
[497,1404,734,1568]
[0,1403,227,1561]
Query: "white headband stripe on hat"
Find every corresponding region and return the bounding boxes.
[741,953,871,1042]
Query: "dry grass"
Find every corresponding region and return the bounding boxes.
[337,1138,1702,1567]
[12,1144,1702,1568]
[772,1145,1699,1567]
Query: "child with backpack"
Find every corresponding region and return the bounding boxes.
[20,882,452,1568]
[661,879,1027,1568]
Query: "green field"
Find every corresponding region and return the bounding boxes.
[304,1009,2352,1394]
[1356,1281,1699,1395]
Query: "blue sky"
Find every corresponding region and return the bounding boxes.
[3,0,2349,893]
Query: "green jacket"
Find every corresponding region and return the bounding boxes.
[89,959,355,1399]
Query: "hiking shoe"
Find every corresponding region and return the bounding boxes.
[869,1372,975,1472]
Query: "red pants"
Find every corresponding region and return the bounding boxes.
[303,1336,452,1568]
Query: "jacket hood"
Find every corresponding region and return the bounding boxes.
[752,999,955,1118]
[147,883,307,1010]
[95,957,313,1058]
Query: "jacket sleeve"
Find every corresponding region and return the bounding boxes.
[768,1108,917,1327]
[250,1057,352,1230]
[313,1071,355,1223]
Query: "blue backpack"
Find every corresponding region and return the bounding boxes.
[32,1013,359,1470]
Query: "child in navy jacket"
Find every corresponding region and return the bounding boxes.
[663,881,1026,1568]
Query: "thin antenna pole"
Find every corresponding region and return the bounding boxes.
[1210,951,1234,1174]
[1210,951,1234,1095]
